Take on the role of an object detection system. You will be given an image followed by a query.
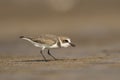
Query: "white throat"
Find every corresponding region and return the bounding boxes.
[61,43,70,48]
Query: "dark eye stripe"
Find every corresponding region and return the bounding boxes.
[63,40,68,43]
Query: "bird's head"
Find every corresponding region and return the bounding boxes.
[59,37,76,48]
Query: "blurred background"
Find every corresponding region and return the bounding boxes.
[0,1,120,80]
[0,0,120,56]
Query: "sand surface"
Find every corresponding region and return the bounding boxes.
[0,44,120,80]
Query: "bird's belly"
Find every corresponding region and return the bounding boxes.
[34,43,58,49]
[49,43,58,48]
[34,43,43,48]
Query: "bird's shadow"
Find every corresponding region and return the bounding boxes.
[15,58,77,62]
[13,58,118,64]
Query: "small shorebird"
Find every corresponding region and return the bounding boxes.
[20,34,75,61]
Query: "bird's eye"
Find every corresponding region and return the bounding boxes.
[63,40,68,43]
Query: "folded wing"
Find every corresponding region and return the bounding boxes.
[31,35,58,46]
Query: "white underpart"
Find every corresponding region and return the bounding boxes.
[49,43,58,48]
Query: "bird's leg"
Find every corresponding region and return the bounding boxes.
[48,49,57,60]
[40,50,47,61]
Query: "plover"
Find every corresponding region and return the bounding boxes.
[19,34,75,61]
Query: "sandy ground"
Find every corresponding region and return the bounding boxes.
[0,54,120,80]
[0,42,120,80]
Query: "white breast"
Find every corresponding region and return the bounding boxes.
[49,43,58,48]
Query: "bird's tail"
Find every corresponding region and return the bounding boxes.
[19,36,32,40]
[19,36,35,44]
[19,36,25,39]
[19,36,31,39]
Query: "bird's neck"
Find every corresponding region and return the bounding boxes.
[57,37,63,48]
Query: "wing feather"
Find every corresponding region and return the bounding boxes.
[31,35,58,46]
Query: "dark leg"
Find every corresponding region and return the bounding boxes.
[48,49,57,60]
[40,50,47,61]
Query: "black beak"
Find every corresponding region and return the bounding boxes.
[70,43,76,47]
